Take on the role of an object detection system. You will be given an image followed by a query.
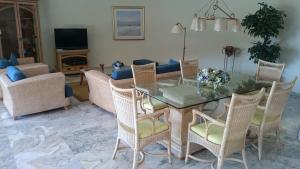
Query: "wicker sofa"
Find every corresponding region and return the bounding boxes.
[85,62,181,114]
[0,70,68,119]
[0,57,49,98]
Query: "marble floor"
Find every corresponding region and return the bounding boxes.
[0,95,300,169]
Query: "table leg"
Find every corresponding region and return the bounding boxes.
[161,106,204,159]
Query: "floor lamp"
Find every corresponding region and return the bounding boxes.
[171,22,186,61]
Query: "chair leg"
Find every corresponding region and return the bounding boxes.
[167,138,172,164]
[185,139,191,164]
[132,149,138,169]
[258,133,263,160]
[217,157,224,169]
[276,128,281,149]
[242,148,249,169]
[112,138,120,160]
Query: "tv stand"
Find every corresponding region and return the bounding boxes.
[56,49,89,74]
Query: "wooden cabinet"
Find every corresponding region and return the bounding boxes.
[0,0,43,62]
[56,49,89,74]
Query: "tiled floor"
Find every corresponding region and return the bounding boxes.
[0,95,300,169]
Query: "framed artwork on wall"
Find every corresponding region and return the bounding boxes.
[112,6,145,40]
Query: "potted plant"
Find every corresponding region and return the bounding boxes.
[241,3,286,63]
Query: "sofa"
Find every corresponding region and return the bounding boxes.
[85,59,181,113]
[0,57,49,98]
[0,68,68,119]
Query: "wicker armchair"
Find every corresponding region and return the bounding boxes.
[249,77,297,160]
[179,59,199,84]
[256,59,285,82]
[109,80,171,169]
[131,63,168,113]
[185,89,265,169]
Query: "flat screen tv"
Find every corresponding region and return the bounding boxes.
[54,28,88,50]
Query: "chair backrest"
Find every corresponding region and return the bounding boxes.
[263,77,297,128]
[221,88,265,156]
[179,59,199,79]
[131,63,156,86]
[109,79,137,130]
[256,59,285,82]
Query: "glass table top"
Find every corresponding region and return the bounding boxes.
[135,73,271,109]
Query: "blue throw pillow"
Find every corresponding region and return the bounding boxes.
[133,59,158,66]
[111,68,133,80]
[9,53,19,66]
[65,84,73,97]
[169,59,179,64]
[156,63,180,74]
[6,66,26,82]
[0,58,11,69]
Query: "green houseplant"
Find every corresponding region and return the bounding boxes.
[241,3,286,63]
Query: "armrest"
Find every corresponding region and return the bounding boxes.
[7,72,64,88]
[192,109,225,127]
[137,108,170,137]
[17,57,35,65]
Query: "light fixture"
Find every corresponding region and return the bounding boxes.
[190,0,241,32]
[171,23,187,61]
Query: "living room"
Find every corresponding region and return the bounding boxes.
[0,0,300,169]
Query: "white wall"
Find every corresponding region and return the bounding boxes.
[39,0,300,93]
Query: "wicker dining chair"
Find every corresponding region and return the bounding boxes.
[249,77,297,160]
[185,88,265,169]
[131,63,168,113]
[109,80,172,169]
[179,59,199,84]
[256,59,285,82]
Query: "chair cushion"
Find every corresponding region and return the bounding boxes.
[251,108,278,125]
[65,84,73,97]
[9,53,19,66]
[143,97,168,110]
[133,59,158,66]
[138,119,169,139]
[111,68,133,80]
[6,66,26,82]
[0,58,11,69]
[191,122,224,144]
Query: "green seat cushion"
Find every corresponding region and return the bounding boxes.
[251,108,279,125]
[143,98,168,110]
[191,122,224,145]
[138,119,169,139]
[251,108,265,125]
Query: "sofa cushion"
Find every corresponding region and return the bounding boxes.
[156,62,180,74]
[0,58,11,69]
[6,66,26,82]
[133,59,158,66]
[111,68,133,80]
[65,84,74,97]
[9,53,19,66]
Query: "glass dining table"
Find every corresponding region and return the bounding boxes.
[135,73,271,159]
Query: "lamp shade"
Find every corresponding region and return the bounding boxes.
[199,18,207,31]
[214,17,228,32]
[231,19,242,32]
[171,24,183,34]
[190,14,199,31]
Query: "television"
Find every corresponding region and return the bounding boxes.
[54,28,88,50]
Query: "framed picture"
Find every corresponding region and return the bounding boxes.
[112,6,145,40]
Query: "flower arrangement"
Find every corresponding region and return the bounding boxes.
[197,68,231,89]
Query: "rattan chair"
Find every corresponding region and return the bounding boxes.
[185,89,265,169]
[131,63,168,113]
[109,80,172,169]
[249,77,297,160]
[256,59,285,82]
[179,59,199,84]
